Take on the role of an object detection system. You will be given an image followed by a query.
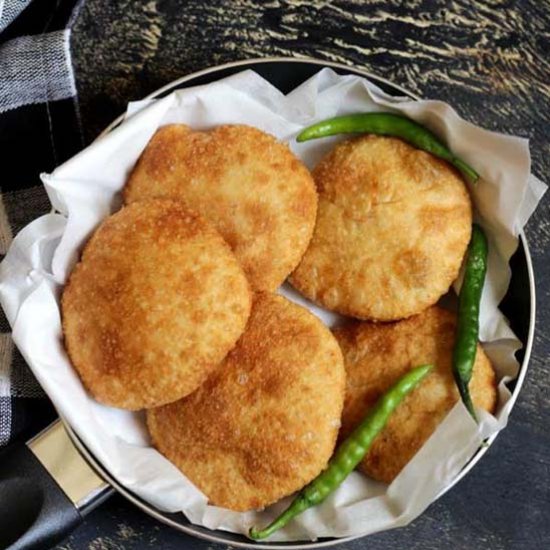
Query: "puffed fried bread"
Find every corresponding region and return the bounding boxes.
[147,292,345,511]
[334,306,497,483]
[291,135,472,320]
[62,199,251,410]
[125,124,318,291]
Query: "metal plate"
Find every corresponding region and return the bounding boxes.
[65,57,536,549]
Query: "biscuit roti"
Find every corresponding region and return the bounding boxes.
[62,199,251,410]
[125,124,318,291]
[147,293,345,511]
[291,135,472,320]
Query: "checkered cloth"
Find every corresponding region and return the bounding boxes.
[0,0,84,446]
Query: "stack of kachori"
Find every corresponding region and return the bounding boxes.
[63,124,345,511]
[61,121,497,513]
[289,134,496,483]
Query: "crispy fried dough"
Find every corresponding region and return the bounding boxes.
[62,199,251,410]
[290,135,472,320]
[334,306,497,483]
[147,292,345,511]
[124,124,318,291]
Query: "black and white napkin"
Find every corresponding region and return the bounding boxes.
[0,0,84,446]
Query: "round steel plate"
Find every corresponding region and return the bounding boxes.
[64,57,536,549]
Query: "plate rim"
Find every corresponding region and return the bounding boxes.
[64,55,537,549]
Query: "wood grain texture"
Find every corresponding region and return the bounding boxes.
[65,1,550,548]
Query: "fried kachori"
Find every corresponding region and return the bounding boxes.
[290,135,472,320]
[147,292,345,511]
[334,306,497,483]
[62,199,251,410]
[124,124,318,292]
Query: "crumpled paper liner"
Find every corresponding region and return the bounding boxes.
[0,68,546,541]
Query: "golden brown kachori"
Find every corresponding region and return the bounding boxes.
[125,124,318,292]
[147,292,345,511]
[334,306,497,483]
[290,135,472,320]
[62,199,251,410]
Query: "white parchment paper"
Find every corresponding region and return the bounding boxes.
[0,69,546,541]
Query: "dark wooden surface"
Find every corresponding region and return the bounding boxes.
[60,1,550,548]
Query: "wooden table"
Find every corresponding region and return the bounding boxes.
[60,1,549,548]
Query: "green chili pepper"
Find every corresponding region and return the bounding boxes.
[452,224,488,421]
[249,364,433,540]
[296,113,479,184]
